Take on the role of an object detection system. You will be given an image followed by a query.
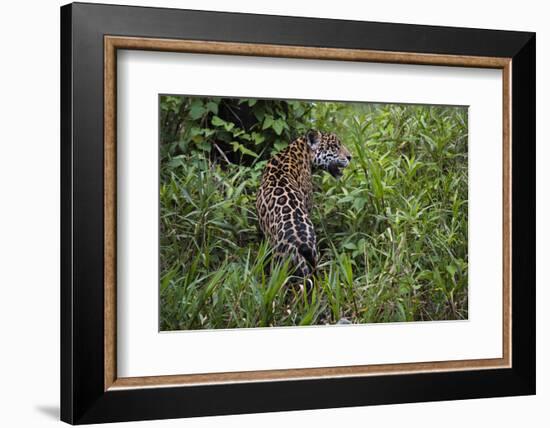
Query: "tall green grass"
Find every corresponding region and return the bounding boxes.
[160,102,468,330]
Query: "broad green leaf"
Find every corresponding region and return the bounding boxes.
[262,115,274,130]
[195,140,211,151]
[273,141,288,151]
[189,104,206,120]
[272,119,284,135]
[446,265,457,278]
[211,115,225,127]
[206,101,219,114]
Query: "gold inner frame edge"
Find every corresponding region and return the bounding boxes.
[104,36,512,391]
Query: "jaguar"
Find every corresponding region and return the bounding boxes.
[256,129,352,279]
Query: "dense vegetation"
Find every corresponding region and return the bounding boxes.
[159,95,468,330]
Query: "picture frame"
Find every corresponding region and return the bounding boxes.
[60,2,535,424]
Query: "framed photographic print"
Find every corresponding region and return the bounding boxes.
[60,2,536,424]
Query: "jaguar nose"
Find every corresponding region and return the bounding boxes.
[346,155,352,161]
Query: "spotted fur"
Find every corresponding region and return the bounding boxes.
[256,130,351,278]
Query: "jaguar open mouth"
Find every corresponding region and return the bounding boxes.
[328,163,344,178]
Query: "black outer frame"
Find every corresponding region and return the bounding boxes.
[60,2,535,424]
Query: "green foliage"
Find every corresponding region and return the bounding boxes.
[159,95,468,330]
[160,96,313,165]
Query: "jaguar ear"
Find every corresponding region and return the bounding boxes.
[306,129,321,149]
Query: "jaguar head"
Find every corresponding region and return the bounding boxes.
[307,130,352,178]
